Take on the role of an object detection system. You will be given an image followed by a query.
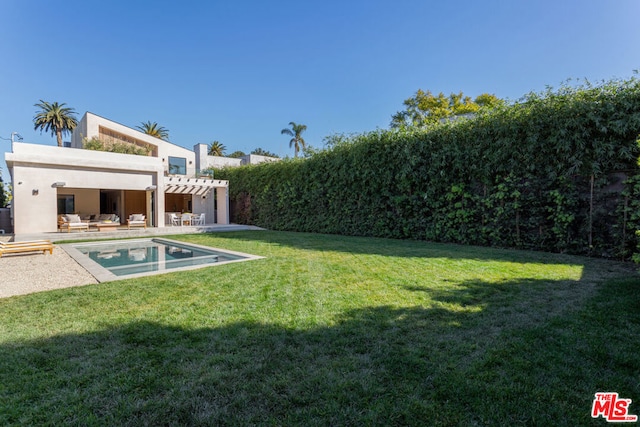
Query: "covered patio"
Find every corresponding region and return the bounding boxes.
[163,176,229,227]
[6,143,230,235]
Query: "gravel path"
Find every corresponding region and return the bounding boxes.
[0,237,98,299]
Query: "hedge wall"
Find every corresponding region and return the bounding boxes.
[217,78,640,259]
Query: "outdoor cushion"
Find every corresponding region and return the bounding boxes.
[131,214,145,221]
[65,214,81,223]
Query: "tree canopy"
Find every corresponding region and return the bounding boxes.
[217,77,640,260]
[136,121,169,140]
[281,122,307,158]
[228,150,246,158]
[251,147,279,158]
[390,90,503,128]
[0,175,6,208]
[33,100,78,147]
[208,141,226,156]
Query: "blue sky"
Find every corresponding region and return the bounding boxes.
[1,0,639,159]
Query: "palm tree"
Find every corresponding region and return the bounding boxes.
[33,100,78,147]
[208,141,226,156]
[281,122,307,158]
[136,121,169,140]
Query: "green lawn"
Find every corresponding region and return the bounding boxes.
[1,231,638,426]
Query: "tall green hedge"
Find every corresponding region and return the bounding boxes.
[218,78,640,259]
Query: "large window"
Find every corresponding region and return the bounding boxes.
[168,156,187,175]
[57,195,75,214]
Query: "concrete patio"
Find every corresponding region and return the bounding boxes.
[13,223,263,243]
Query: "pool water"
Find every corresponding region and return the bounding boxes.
[65,238,261,281]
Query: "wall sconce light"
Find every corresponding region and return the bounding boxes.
[32,189,39,195]
[52,182,66,187]
[146,185,157,191]
[189,160,193,165]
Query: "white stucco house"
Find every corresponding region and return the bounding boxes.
[4,112,275,235]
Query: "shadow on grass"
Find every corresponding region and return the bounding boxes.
[199,230,633,268]
[2,276,638,426]
[188,230,637,287]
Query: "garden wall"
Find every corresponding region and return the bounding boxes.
[218,79,640,259]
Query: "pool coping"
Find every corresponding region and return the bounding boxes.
[60,237,265,283]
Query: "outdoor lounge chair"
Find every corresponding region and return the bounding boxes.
[0,240,54,257]
[127,214,147,229]
[58,214,89,232]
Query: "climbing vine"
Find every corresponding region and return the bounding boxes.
[217,78,640,259]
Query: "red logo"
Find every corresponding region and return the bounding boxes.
[592,392,638,422]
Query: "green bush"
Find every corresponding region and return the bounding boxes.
[217,78,640,259]
[83,137,151,156]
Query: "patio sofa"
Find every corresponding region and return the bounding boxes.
[58,214,121,232]
[82,214,121,228]
[58,214,89,232]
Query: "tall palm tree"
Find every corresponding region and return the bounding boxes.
[208,140,226,156]
[33,100,78,147]
[136,121,169,140]
[281,122,307,158]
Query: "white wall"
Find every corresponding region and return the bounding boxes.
[71,113,89,148]
[6,143,164,233]
[72,112,196,178]
[242,154,280,165]
[158,143,196,177]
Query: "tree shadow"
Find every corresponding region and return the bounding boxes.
[3,275,637,425]
[190,230,637,283]
[196,230,620,264]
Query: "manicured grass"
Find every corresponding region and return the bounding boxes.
[0,231,638,425]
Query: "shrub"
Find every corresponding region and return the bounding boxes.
[217,78,640,259]
[83,137,151,156]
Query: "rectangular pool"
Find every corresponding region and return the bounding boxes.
[62,238,263,282]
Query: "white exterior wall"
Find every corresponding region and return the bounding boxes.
[194,143,209,172]
[158,143,196,177]
[193,143,280,171]
[207,155,243,168]
[71,113,89,148]
[7,113,232,234]
[72,113,195,178]
[241,154,280,165]
[6,143,164,234]
[73,112,161,151]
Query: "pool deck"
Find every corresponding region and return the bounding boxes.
[62,237,265,283]
[13,223,264,243]
[0,224,266,298]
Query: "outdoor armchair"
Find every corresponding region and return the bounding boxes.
[127,214,147,229]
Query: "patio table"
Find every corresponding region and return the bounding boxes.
[96,222,120,232]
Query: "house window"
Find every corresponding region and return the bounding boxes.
[168,156,187,175]
[57,195,75,214]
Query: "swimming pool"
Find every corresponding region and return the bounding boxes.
[63,238,263,282]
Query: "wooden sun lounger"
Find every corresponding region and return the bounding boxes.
[0,241,54,257]
[1,240,51,246]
